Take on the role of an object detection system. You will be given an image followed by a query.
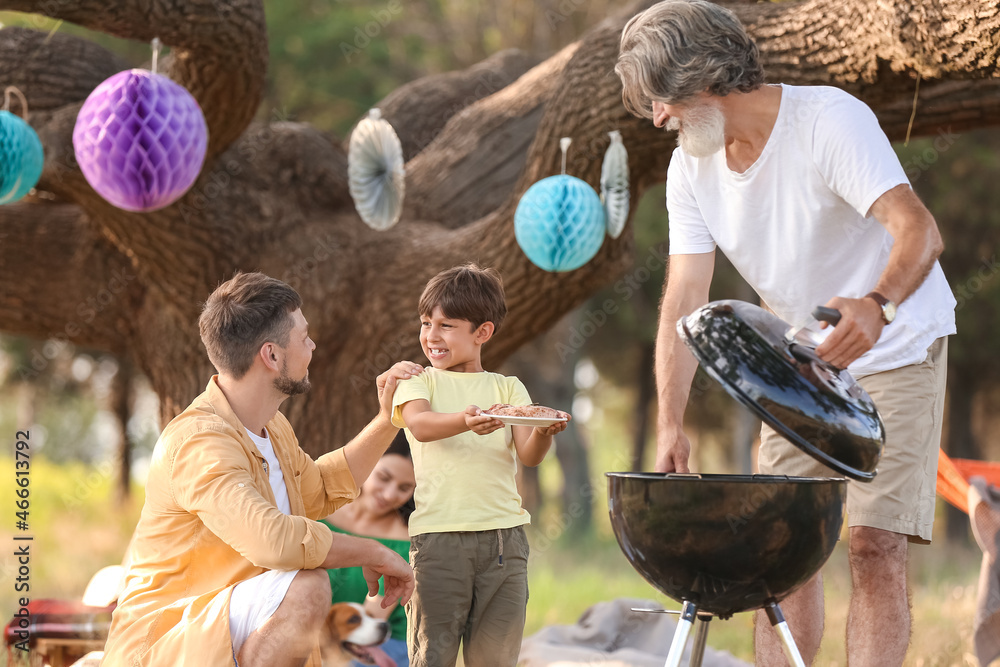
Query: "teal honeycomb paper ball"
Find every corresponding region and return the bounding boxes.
[0,111,44,205]
[514,175,605,272]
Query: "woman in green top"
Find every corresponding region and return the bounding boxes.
[322,432,414,667]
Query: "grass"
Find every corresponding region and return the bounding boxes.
[520,525,982,666]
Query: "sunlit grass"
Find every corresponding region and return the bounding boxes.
[520,526,981,666]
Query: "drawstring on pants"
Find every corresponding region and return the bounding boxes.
[497,528,504,567]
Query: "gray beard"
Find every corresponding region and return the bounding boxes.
[668,103,726,158]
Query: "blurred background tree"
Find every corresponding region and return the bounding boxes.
[263,0,620,135]
[897,129,1000,542]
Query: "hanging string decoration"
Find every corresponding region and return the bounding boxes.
[600,130,630,239]
[0,87,44,205]
[73,39,208,212]
[348,108,406,231]
[514,137,606,272]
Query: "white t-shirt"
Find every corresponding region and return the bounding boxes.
[244,427,291,516]
[667,84,956,376]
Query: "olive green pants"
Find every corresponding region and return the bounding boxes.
[406,526,529,666]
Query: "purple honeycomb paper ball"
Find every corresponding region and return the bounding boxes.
[73,69,208,212]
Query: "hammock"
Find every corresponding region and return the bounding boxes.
[937,450,1000,514]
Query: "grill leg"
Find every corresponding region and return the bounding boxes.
[689,615,711,667]
[765,601,807,667]
[664,601,698,667]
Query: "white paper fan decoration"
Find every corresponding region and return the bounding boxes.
[600,130,630,239]
[348,108,405,231]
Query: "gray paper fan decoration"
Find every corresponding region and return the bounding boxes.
[348,108,405,231]
[600,130,630,239]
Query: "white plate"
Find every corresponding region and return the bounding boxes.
[480,413,568,427]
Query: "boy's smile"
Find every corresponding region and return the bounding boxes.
[419,305,492,373]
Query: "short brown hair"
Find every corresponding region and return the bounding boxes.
[199,272,302,379]
[418,264,507,335]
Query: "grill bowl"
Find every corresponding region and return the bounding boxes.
[607,472,846,618]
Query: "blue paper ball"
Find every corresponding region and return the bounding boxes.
[0,111,44,205]
[514,175,606,272]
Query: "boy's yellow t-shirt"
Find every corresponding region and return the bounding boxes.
[391,367,533,536]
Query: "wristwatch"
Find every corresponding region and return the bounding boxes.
[866,291,897,325]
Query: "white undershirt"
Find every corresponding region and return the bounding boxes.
[244,427,291,515]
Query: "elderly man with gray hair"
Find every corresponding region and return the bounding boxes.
[616,1,955,664]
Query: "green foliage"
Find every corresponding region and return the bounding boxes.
[261,0,621,135]
[0,338,155,465]
[0,339,101,464]
[896,129,1000,378]
[262,0,411,135]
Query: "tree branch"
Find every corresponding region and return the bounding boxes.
[0,0,268,157]
[0,27,128,113]
[0,202,144,354]
[745,0,1000,85]
[374,48,538,161]
[400,43,583,227]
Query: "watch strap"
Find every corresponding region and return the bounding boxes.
[866,291,888,307]
[865,291,894,324]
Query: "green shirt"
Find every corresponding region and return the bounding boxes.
[321,520,410,641]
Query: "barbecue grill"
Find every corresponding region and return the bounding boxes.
[607,300,886,667]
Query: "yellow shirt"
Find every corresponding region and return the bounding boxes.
[391,368,532,536]
[102,376,359,666]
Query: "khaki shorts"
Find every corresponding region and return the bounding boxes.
[406,526,529,667]
[758,337,947,544]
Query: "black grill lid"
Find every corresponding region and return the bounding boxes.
[677,300,884,481]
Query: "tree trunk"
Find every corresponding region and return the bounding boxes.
[945,371,979,544]
[111,356,134,504]
[630,341,655,472]
[2,0,999,456]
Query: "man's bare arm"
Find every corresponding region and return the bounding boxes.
[817,184,944,368]
[654,251,715,472]
[320,530,413,607]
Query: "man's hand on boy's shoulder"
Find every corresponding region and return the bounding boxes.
[375,361,425,411]
[464,405,505,435]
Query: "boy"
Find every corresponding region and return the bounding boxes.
[391,263,570,666]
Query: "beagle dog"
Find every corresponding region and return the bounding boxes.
[319,602,392,667]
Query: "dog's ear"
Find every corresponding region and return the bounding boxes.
[326,602,364,636]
